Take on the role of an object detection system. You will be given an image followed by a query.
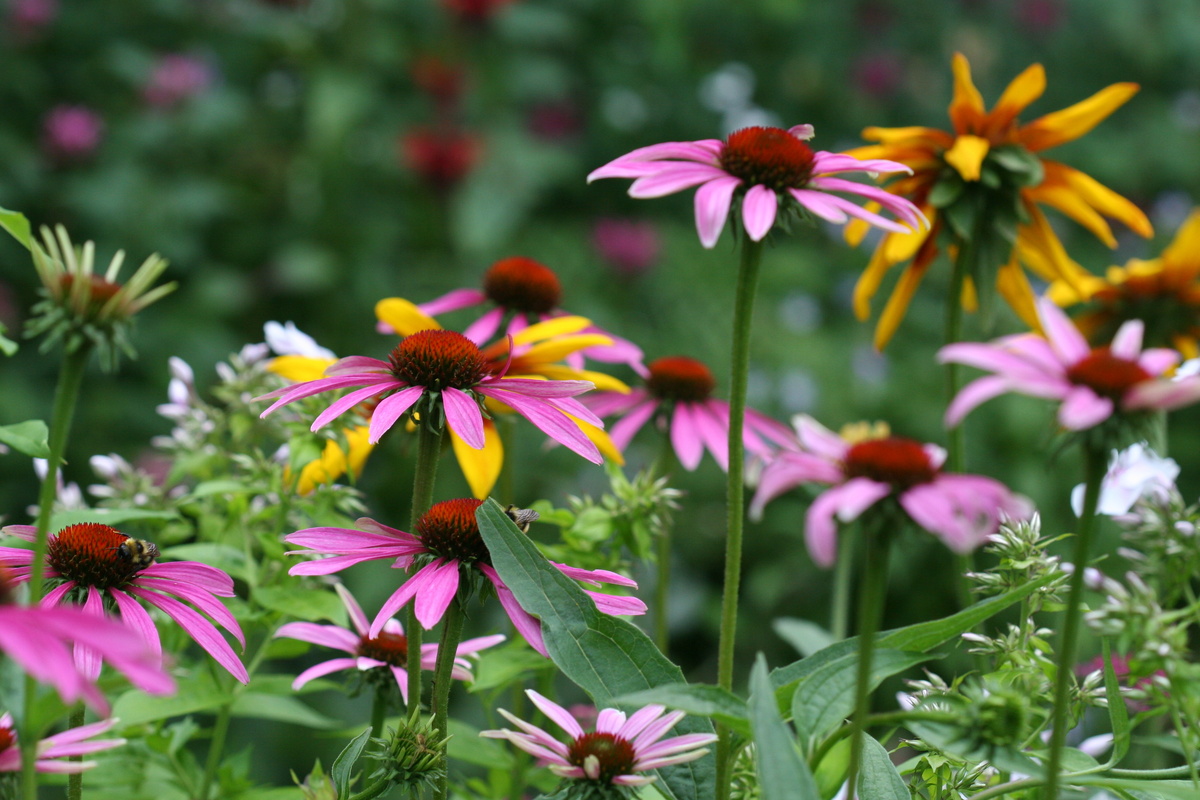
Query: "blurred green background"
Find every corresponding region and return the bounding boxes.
[3,0,1200,787]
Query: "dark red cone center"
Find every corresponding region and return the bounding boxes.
[483,257,563,314]
[417,498,491,565]
[646,356,716,403]
[46,523,147,590]
[843,437,938,489]
[357,630,410,666]
[567,732,638,782]
[0,723,13,754]
[389,330,489,390]
[1065,348,1152,399]
[719,126,816,191]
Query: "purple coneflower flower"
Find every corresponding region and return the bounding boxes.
[749,416,1032,567]
[0,523,247,683]
[0,714,125,774]
[41,105,103,162]
[481,690,716,787]
[143,54,212,108]
[275,583,504,702]
[584,356,792,471]
[939,297,1200,430]
[284,499,646,655]
[587,124,927,248]
[257,327,605,463]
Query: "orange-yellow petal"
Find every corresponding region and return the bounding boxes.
[512,315,593,345]
[873,260,928,350]
[1019,82,1139,152]
[961,275,979,312]
[995,259,1041,331]
[536,363,630,394]
[375,297,442,336]
[859,126,956,148]
[295,438,348,496]
[520,334,613,364]
[344,425,373,478]
[1038,161,1153,240]
[451,421,504,499]
[1016,204,1089,285]
[944,135,990,181]
[268,355,336,382]
[1027,184,1118,248]
[948,53,986,134]
[1162,210,1200,267]
[986,63,1046,136]
[569,415,624,466]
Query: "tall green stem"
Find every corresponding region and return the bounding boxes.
[945,236,977,613]
[67,705,86,800]
[830,524,856,642]
[369,689,388,742]
[406,423,444,710]
[20,343,92,799]
[431,600,465,800]
[845,517,892,798]
[199,701,233,799]
[714,237,764,799]
[652,438,678,654]
[1043,444,1105,800]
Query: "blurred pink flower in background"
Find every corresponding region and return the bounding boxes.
[41,105,103,162]
[591,218,661,276]
[852,52,904,99]
[0,714,126,774]
[1014,0,1065,34]
[400,126,482,190]
[143,54,213,108]
[527,100,582,142]
[6,0,57,40]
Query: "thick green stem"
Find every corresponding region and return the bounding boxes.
[1043,445,1105,800]
[944,236,978,612]
[714,237,764,800]
[67,704,86,800]
[431,600,465,800]
[652,438,678,654]
[830,525,855,642]
[406,424,444,710]
[370,688,388,742]
[845,518,891,799]
[20,343,92,799]
[198,702,233,799]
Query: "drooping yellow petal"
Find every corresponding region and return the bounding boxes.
[1172,334,1199,361]
[948,53,986,134]
[995,259,1041,331]
[512,315,593,345]
[451,421,504,499]
[944,135,990,181]
[520,335,613,363]
[568,415,624,466]
[1040,161,1153,239]
[1028,184,1118,248]
[859,126,956,148]
[536,363,630,393]
[295,438,348,496]
[843,205,876,247]
[268,355,336,382]
[961,275,979,312]
[1016,204,1089,285]
[854,243,900,321]
[375,297,443,336]
[874,261,927,350]
[344,425,373,478]
[1163,211,1200,269]
[1019,82,1139,152]
[987,63,1046,135]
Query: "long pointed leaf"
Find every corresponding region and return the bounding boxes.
[857,733,908,800]
[749,655,820,800]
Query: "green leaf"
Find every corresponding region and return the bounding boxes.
[0,205,32,250]
[988,145,1045,187]
[112,677,227,727]
[331,728,373,799]
[1068,778,1200,800]
[254,584,349,626]
[48,508,181,532]
[469,639,555,692]
[0,328,16,357]
[927,176,964,209]
[857,733,908,800]
[773,618,834,658]
[612,684,751,736]
[230,693,341,729]
[0,420,50,458]
[447,719,515,769]
[748,655,820,800]
[189,480,255,498]
[161,544,251,583]
[477,500,714,800]
[792,649,937,741]
[1102,638,1131,766]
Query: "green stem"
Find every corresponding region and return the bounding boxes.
[830,524,855,642]
[407,423,444,710]
[652,438,677,654]
[347,775,393,800]
[714,237,764,800]
[20,342,92,799]
[199,703,233,799]
[67,704,85,800]
[370,688,388,742]
[1043,444,1105,800]
[845,517,892,799]
[811,709,956,766]
[431,600,465,800]
[945,236,978,613]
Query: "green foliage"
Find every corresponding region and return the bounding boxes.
[0,419,49,458]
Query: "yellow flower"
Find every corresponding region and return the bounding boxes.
[845,53,1153,349]
[1049,210,1200,358]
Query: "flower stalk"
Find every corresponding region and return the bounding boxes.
[407,423,444,710]
[715,236,764,798]
[652,438,678,653]
[430,599,465,800]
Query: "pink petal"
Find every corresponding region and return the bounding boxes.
[693,175,741,249]
[807,177,927,228]
[945,375,1013,428]
[292,657,359,690]
[478,388,601,463]
[323,356,391,376]
[73,587,106,682]
[792,189,910,233]
[141,561,234,595]
[336,583,371,636]
[487,378,595,397]
[693,402,731,470]
[419,288,487,316]
[275,621,359,653]
[526,690,584,739]
[805,479,891,567]
[480,565,546,656]
[1137,348,1180,377]
[749,451,845,520]
[127,588,249,684]
[464,307,505,345]
[442,387,485,448]
[368,385,425,443]
[741,184,779,241]
[608,399,658,451]
[596,709,628,734]
[1125,376,1200,411]
[628,165,728,199]
[413,559,461,629]
[109,587,162,660]
[587,591,648,616]
[133,577,245,646]
[1109,319,1145,360]
[1057,386,1114,430]
[310,383,394,431]
[1037,298,1090,365]
[812,152,912,175]
[671,403,704,471]
[619,705,667,741]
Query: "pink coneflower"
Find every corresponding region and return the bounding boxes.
[481,690,716,787]
[0,714,125,774]
[7,0,58,40]
[0,570,174,712]
[379,256,644,372]
[587,125,927,248]
[41,105,104,162]
[592,218,661,276]
[256,327,605,463]
[0,523,248,683]
[749,416,1032,567]
[275,583,504,702]
[939,297,1200,430]
[284,500,646,655]
[143,54,212,108]
[584,356,792,471]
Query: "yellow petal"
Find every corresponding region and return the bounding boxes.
[1019,82,1139,152]
[1016,204,1089,284]
[874,259,929,350]
[1172,334,1199,361]
[987,63,1046,134]
[944,135,990,181]
[995,259,1041,330]
[961,275,979,312]
[344,425,373,477]
[520,334,613,363]
[512,315,593,345]
[1163,210,1200,268]
[854,243,899,321]
[375,297,442,336]
[536,363,630,393]
[268,355,336,382]
[568,415,624,466]
[1028,184,1117,248]
[948,53,986,134]
[859,126,955,148]
[451,422,504,499]
[1041,161,1153,239]
[295,438,348,496]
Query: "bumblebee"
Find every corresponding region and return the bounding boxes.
[503,505,539,533]
[114,537,160,568]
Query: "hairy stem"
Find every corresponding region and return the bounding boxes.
[67,704,86,800]
[830,525,855,641]
[844,517,891,798]
[652,438,678,654]
[406,423,444,710]
[431,600,465,800]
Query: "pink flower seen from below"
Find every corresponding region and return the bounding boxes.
[939,297,1200,431]
[283,500,645,656]
[481,690,716,787]
[0,714,125,774]
[275,583,503,702]
[749,416,1032,567]
[42,105,103,161]
[587,124,928,248]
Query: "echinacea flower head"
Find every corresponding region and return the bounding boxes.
[481,690,716,790]
[0,714,125,774]
[939,297,1200,433]
[0,568,174,712]
[588,124,927,249]
[20,224,175,369]
[257,326,606,464]
[845,53,1153,349]
[274,583,503,702]
[284,499,645,655]
[0,522,248,683]
[1049,210,1200,358]
[585,356,792,472]
[750,415,1032,567]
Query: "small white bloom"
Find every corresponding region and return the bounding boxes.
[1071,443,1179,517]
[264,321,335,359]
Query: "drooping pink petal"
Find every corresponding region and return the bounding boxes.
[1057,386,1114,430]
[585,388,648,418]
[693,176,742,248]
[812,152,913,175]
[480,565,546,656]
[551,562,638,587]
[310,383,395,432]
[412,558,462,629]
[489,378,595,397]
[259,375,392,417]
[442,387,485,448]
[292,657,360,690]
[629,165,729,199]
[133,578,245,646]
[369,559,445,637]
[477,387,601,463]
[807,177,928,228]
[368,385,425,443]
[109,587,162,660]
[796,190,911,233]
[288,553,396,576]
[285,525,418,551]
[275,622,359,653]
[1109,319,1145,360]
[608,398,658,450]
[128,587,249,684]
[804,479,891,567]
[586,590,648,616]
[73,586,106,682]
[464,307,506,345]
[741,184,779,241]
[419,288,488,316]
[693,401,730,470]
[670,402,705,471]
[141,561,235,595]
[336,583,371,636]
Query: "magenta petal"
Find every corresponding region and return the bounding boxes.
[693,176,741,248]
[749,451,844,520]
[442,387,485,448]
[628,165,727,199]
[805,479,891,567]
[1057,386,1114,430]
[741,184,779,241]
[526,690,585,739]
[945,375,1012,427]
[480,565,547,656]
[413,559,461,629]
[1125,376,1200,411]
[310,383,394,431]
[1037,298,1090,365]
[323,356,391,376]
[142,561,234,595]
[479,388,601,463]
[73,587,106,682]
[788,189,849,223]
[419,288,487,316]
[368,385,425,443]
[292,657,359,690]
[128,588,249,683]
[1137,348,1180,377]
[695,401,731,470]
[608,399,657,450]
[276,621,359,653]
[133,578,245,646]
[1109,319,1145,360]
[587,591,648,616]
[464,307,506,345]
[670,403,704,471]
[109,587,162,660]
